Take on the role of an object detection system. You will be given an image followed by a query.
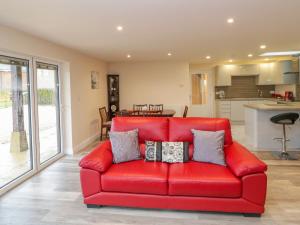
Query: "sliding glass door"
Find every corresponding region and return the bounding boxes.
[36,62,61,164]
[0,52,62,194]
[0,55,33,188]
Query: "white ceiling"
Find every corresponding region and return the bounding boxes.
[0,0,300,63]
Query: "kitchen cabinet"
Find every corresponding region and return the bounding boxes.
[230,101,249,121]
[215,65,232,86]
[216,100,231,119]
[257,63,278,85]
[231,64,259,76]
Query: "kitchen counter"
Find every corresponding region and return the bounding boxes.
[244,103,300,150]
[216,98,276,101]
[244,102,300,111]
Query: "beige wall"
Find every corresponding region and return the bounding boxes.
[108,62,190,116]
[108,62,216,117]
[0,24,107,153]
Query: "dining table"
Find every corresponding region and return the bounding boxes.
[115,109,176,117]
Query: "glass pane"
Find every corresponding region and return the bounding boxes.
[0,55,33,188]
[191,74,208,105]
[36,62,61,164]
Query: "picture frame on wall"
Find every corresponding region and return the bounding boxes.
[91,71,100,89]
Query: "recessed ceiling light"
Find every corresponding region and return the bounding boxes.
[167,52,172,56]
[260,45,267,49]
[206,56,211,59]
[227,18,234,23]
[260,51,300,56]
[248,54,253,57]
[126,54,131,58]
[116,26,123,31]
[228,59,233,62]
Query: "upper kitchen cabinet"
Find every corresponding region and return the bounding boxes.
[231,64,259,76]
[215,64,259,86]
[257,63,279,85]
[215,65,232,86]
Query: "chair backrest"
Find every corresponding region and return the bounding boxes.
[99,107,108,123]
[149,104,163,112]
[183,105,188,118]
[133,104,148,111]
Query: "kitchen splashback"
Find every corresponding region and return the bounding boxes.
[215,76,275,99]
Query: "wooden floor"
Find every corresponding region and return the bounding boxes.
[1,141,300,225]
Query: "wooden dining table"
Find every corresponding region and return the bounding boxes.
[115,109,176,117]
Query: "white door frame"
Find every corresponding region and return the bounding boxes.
[0,50,64,196]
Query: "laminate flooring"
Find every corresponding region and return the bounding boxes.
[1,141,300,225]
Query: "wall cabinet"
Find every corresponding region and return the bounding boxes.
[231,64,259,76]
[215,66,232,86]
[216,60,299,86]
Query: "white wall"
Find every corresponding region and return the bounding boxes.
[108,62,216,117]
[0,24,107,153]
[108,62,190,116]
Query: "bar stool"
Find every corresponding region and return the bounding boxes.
[270,112,299,160]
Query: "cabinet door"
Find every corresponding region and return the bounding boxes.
[216,101,231,119]
[232,64,259,76]
[215,66,232,86]
[230,101,248,121]
[258,62,281,85]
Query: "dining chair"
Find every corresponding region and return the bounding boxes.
[149,104,163,112]
[183,105,188,118]
[133,104,148,112]
[99,107,112,140]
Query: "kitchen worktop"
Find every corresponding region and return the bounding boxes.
[244,102,300,111]
[216,98,276,101]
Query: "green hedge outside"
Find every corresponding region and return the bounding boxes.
[0,89,55,108]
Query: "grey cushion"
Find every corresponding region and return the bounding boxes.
[191,129,226,166]
[109,129,141,163]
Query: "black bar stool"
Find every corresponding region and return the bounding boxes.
[270,112,299,160]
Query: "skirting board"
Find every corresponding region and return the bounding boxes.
[72,132,100,154]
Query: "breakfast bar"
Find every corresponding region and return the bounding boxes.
[244,102,300,150]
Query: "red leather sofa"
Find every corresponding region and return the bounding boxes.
[79,117,267,216]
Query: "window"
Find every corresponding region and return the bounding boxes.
[191,73,208,104]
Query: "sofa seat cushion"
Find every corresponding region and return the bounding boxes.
[101,160,168,195]
[168,162,241,198]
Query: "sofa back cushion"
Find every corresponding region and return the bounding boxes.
[169,117,232,146]
[111,117,169,143]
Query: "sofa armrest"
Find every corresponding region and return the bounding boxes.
[225,141,267,177]
[79,140,113,172]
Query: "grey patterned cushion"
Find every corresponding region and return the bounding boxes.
[145,141,162,161]
[161,142,189,163]
[191,129,226,166]
[109,129,141,163]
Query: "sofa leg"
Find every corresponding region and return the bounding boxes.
[243,213,261,217]
[87,204,102,208]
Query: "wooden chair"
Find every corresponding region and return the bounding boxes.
[183,105,188,118]
[133,104,148,112]
[99,107,112,140]
[149,104,163,112]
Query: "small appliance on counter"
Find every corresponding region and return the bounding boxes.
[284,91,294,101]
[216,90,225,99]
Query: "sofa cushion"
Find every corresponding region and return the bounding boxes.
[111,117,169,143]
[168,162,241,198]
[109,129,141,163]
[169,117,232,146]
[101,160,168,195]
[192,129,226,166]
